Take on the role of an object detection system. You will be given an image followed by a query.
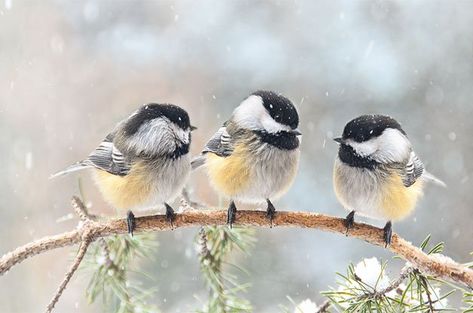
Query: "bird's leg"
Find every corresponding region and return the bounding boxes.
[383,221,393,247]
[126,210,136,237]
[266,199,276,227]
[227,201,237,228]
[164,203,176,229]
[344,210,355,235]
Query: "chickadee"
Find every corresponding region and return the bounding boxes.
[333,114,445,246]
[192,90,301,227]
[52,103,196,235]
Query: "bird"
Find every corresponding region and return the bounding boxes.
[332,114,445,246]
[192,90,302,227]
[51,103,196,235]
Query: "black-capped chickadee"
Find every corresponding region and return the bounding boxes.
[192,90,301,227]
[52,103,196,235]
[333,114,445,246]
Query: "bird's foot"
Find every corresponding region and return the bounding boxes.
[344,210,355,236]
[227,201,237,228]
[383,221,392,247]
[164,203,176,229]
[266,199,276,228]
[127,210,136,237]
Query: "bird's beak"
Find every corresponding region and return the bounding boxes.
[190,125,197,131]
[290,129,302,136]
[333,137,344,144]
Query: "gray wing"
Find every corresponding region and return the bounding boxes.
[402,151,424,187]
[87,134,131,176]
[202,126,234,157]
[51,133,131,178]
[190,126,234,170]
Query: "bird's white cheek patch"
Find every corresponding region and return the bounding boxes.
[348,139,378,157]
[232,95,266,130]
[260,113,292,134]
[373,129,411,163]
[346,128,411,162]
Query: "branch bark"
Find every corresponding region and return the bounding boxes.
[45,234,92,313]
[315,300,331,313]
[374,265,414,298]
[1,202,473,289]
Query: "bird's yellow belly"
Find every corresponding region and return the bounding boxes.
[380,174,424,221]
[93,164,152,210]
[205,146,250,198]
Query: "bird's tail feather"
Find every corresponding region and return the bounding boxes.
[423,171,447,188]
[191,155,206,170]
[50,161,91,179]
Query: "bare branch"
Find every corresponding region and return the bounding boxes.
[97,238,113,267]
[374,265,415,298]
[420,274,435,313]
[1,204,473,289]
[320,265,415,312]
[198,227,211,260]
[181,188,207,209]
[71,196,98,221]
[45,230,92,313]
[315,300,331,313]
[0,230,81,275]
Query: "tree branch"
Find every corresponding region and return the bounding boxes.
[315,300,331,313]
[1,201,473,289]
[71,195,98,221]
[318,265,414,312]
[45,233,92,313]
[374,265,414,298]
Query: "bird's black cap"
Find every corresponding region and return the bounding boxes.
[341,114,406,143]
[253,90,299,129]
[124,103,191,135]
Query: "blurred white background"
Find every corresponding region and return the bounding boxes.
[0,1,472,312]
